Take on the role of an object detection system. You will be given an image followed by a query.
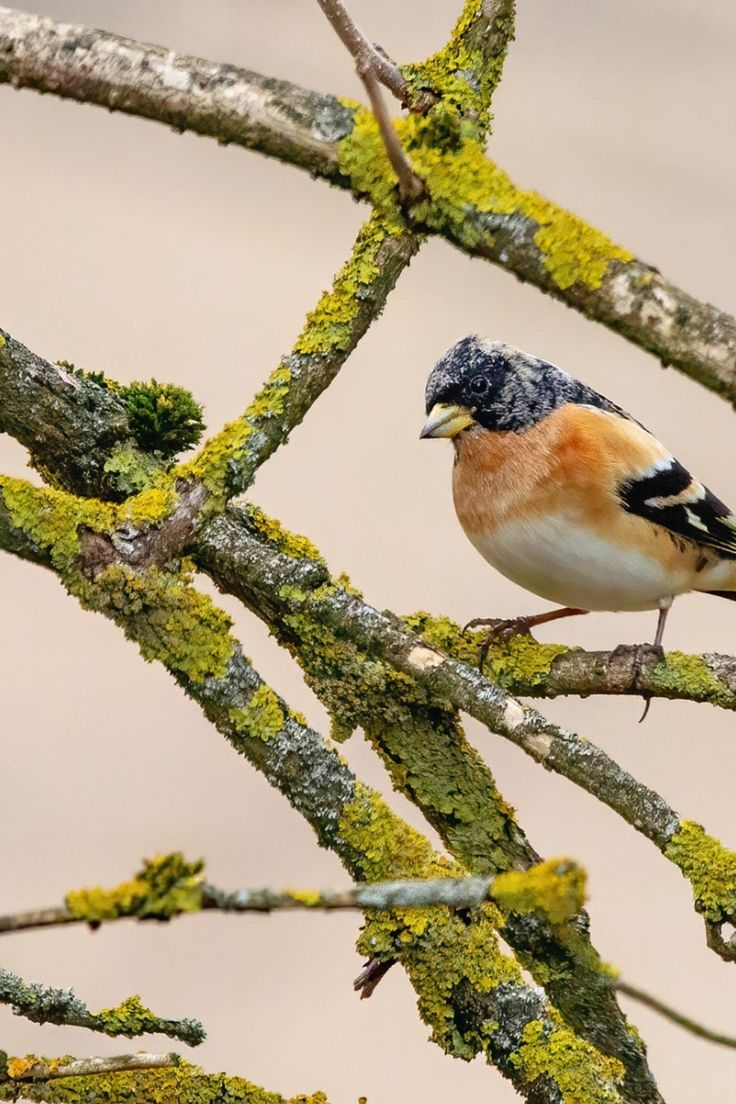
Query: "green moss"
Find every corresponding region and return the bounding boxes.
[90,563,235,685]
[120,380,205,458]
[492,860,586,925]
[244,505,324,563]
[338,109,633,291]
[65,853,204,923]
[665,820,736,923]
[0,1060,328,1104]
[229,684,286,742]
[510,1013,624,1103]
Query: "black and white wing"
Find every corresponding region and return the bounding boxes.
[619,457,736,559]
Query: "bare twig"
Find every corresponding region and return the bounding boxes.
[357,65,425,203]
[616,980,736,1050]
[1,1053,178,1082]
[314,0,413,106]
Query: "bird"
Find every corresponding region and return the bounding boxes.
[419,337,736,674]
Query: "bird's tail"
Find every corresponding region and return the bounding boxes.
[705,590,736,602]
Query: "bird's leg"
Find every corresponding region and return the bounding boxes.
[610,598,672,721]
[464,607,589,671]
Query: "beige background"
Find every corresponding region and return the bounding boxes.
[1,2,735,1100]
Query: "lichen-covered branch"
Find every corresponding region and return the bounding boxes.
[0,8,732,399]
[184,213,419,508]
[197,510,665,1101]
[0,488,627,1103]
[196,507,736,965]
[0,1057,329,1104]
[0,970,204,1046]
[0,1053,177,1082]
[0,854,586,930]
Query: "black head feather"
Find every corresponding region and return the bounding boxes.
[425,337,626,432]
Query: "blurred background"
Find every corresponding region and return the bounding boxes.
[1,2,735,1100]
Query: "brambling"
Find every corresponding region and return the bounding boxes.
[420,337,736,660]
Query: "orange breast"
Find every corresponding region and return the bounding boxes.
[452,404,671,544]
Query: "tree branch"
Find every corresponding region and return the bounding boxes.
[0,858,586,931]
[0,8,731,399]
[356,64,425,203]
[0,1057,328,1104]
[0,1053,177,1082]
[0,970,204,1046]
[196,507,736,965]
[0,494,628,1104]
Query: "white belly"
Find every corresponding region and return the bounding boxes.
[466,514,692,612]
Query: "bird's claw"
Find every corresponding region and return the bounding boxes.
[611,642,665,722]
[464,616,535,671]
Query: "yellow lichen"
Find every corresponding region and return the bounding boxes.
[493,859,586,925]
[0,1060,329,1104]
[66,853,204,923]
[244,505,324,563]
[665,820,736,923]
[90,563,235,685]
[338,109,633,292]
[510,1014,624,1103]
[229,685,286,743]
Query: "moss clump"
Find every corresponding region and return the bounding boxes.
[65,853,204,924]
[229,685,286,743]
[665,820,736,923]
[0,1060,328,1103]
[493,860,586,925]
[90,563,235,685]
[510,1013,624,1103]
[121,380,205,458]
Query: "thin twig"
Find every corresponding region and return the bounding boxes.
[357,64,425,203]
[615,980,736,1049]
[0,968,205,1046]
[314,0,412,105]
[1,1053,178,1083]
[0,863,582,932]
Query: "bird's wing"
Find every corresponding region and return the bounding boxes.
[618,456,736,559]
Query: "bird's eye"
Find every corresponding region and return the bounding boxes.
[469,375,489,395]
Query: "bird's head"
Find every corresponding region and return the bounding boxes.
[420,337,579,440]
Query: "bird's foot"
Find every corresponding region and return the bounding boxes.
[463,616,535,672]
[611,642,665,722]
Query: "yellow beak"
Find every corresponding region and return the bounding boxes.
[419,403,475,439]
